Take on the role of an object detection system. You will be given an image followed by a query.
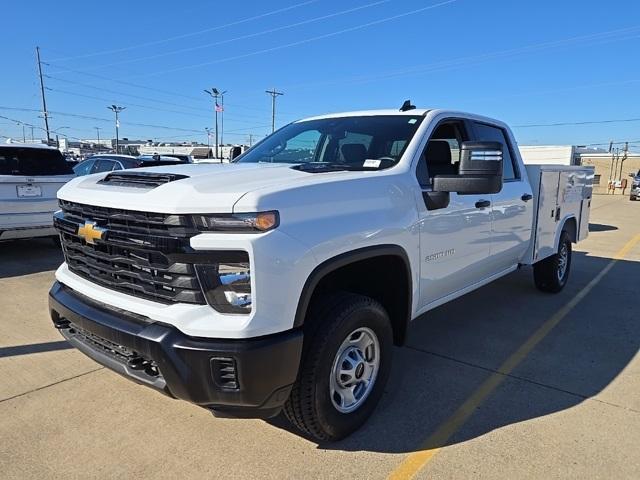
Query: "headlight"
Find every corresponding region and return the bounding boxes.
[196,252,252,314]
[193,211,279,233]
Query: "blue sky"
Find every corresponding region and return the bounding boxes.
[1,0,639,150]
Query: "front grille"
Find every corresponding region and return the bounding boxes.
[56,201,206,304]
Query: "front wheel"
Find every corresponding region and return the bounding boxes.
[533,231,572,293]
[283,293,393,441]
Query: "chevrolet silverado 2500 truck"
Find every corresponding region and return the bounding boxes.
[49,107,593,441]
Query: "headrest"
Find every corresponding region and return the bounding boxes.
[341,143,367,164]
[426,140,452,165]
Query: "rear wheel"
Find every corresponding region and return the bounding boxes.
[533,231,572,293]
[283,293,393,441]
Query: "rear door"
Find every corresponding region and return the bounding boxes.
[471,122,534,270]
[0,147,74,223]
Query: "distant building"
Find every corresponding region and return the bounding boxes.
[578,152,640,194]
[519,145,639,194]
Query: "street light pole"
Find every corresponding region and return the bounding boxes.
[107,105,125,154]
[204,88,224,159]
[95,127,101,146]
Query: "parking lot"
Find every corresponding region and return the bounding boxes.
[0,194,638,479]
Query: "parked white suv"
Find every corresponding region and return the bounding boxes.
[49,107,593,440]
[1,143,74,241]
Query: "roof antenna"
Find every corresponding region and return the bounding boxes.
[399,100,416,112]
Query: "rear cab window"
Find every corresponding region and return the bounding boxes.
[471,122,519,180]
[0,147,74,176]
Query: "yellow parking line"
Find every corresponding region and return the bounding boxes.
[388,234,640,480]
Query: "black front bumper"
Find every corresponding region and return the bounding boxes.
[49,281,303,418]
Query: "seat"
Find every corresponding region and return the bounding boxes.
[425,140,455,177]
[340,143,367,165]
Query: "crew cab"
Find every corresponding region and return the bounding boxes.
[49,106,593,441]
[1,143,74,241]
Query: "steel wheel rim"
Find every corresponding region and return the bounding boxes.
[329,327,380,414]
[557,242,569,281]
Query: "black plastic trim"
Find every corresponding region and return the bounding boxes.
[293,245,412,338]
[49,282,303,418]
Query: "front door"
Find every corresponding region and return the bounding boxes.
[415,119,494,309]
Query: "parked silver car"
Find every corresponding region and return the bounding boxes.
[0,143,74,241]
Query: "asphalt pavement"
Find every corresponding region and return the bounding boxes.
[1,194,638,479]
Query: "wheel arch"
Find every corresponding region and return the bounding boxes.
[294,245,412,346]
[558,215,577,247]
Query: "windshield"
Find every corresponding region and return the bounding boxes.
[0,147,74,176]
[236,115,424,169]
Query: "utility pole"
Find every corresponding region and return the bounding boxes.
[265,88,284,133]
[35,47,51,144]
[22,125,26,143]
[30,126,35,141]
[204,88,225,159]
[220,91,227,146]
[248,134,254,147]
[94,127,101,147]
[107,105,125,154]
[205,127,211,157]
[619,142,629,180]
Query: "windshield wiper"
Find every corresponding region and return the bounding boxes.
[293,162,369,173]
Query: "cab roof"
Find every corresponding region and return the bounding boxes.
[297,109,431,122]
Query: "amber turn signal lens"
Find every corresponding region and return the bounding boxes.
[255,211,279,231]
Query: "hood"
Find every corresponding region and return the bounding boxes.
[56,162,367,213]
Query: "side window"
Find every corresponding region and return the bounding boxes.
[112,162,123,171]
[472,122,518,181]
[92,159,115,173]
[416,120,468,187]
[270,130,321,163]
[73,159,94,176]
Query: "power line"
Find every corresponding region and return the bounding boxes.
[134,0,460,77]
[68,0,393,71]
[279,25,640,91]
[47,87,213,119]
[46,0,321,62]
[45,64,286,118]
[513,117,640,128]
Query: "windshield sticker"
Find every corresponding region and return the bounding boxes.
[408,119,417,124]
[363,159,381,168]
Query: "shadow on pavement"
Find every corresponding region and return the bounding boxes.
[0,238,63,279]
[589,223,618,232]
[0,340,72,359]
[269,251,639,453]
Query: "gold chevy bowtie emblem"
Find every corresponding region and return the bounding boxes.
[77,221,105,245]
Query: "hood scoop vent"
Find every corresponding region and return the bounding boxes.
[98,171,189,188]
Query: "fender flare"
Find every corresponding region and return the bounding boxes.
[555,215,577,250]
[293,244,413,335]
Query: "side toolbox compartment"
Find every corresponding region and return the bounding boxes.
[524,165,594,265]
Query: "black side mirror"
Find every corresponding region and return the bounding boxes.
[433,141,504,195]
[229,146,242,161]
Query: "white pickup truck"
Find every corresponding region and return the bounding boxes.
[49,106,593,441]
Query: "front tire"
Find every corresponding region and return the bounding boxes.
[533,231,572,293]
[283,293,393,441]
